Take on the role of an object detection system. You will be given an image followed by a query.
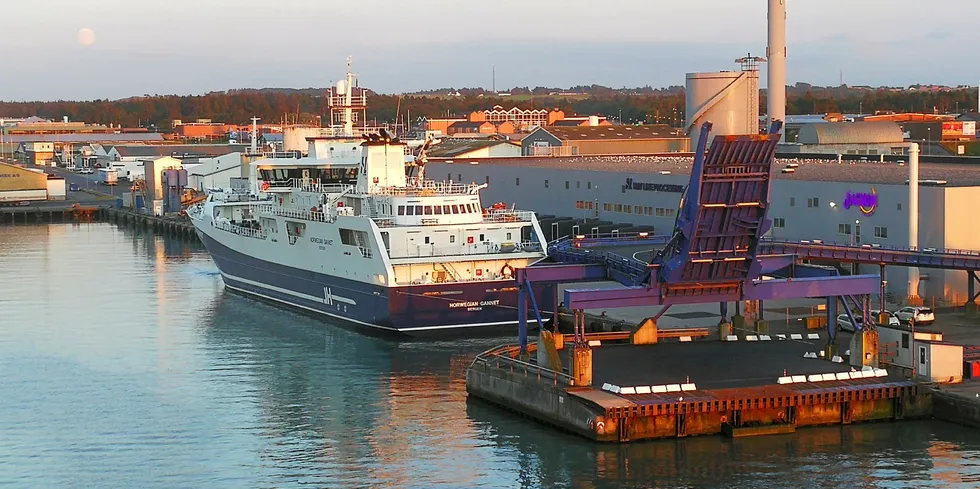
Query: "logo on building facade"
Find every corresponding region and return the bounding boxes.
[622,177,685,194]
[843,188,877,216]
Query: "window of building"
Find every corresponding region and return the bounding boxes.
[588,182,592,189]
[644,206,653,215]
[545,180,549,188]
[424,206,433,215]
[634,205,642,214]
[415,206,423,215]
[424,236,430,244]
[615,204,623,212]
[516,177,520,186]
[448,173,452,181]
[565,181,570,190]
[450,235,455,243]
[773,217,786,228]
[902,333,910,349]
[434,206,442,215]
[458,174,462,181]
[838,223,852,235]
[874,226,888,239]
[406,206,415,216]
[506,232,512,240]
[479,233,485,242]
[398,205,405,216]
[807,197,819,208]
[897,203,902,211]
[790,197,796,207]
[485,176,489,184]
[451,205,459,214]
[577,181,581,189]
[624,205,632,214]
[443,205,450,214]
[603,203,612,211]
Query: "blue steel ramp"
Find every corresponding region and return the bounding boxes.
[650,122,782,294]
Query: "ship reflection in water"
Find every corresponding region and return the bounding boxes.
[1,223,980,488]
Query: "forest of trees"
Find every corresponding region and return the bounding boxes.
[0,85,975,131]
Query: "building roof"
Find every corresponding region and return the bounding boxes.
[449,121,491,129]
[536,125,684,141]
[797,122,904,145]
[435,155,980,187]
[427,139,519,158]
[5,133,165,143]
[957,112,980,122]
[115,144,247,158]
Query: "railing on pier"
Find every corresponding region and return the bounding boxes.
[471,344,575,386]
[264,179,355,195]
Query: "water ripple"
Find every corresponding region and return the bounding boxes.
[1,223,980,488]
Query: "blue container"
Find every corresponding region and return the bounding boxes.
[115,198,123,209]
[135,195,145,209]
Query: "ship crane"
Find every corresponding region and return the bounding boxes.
[410,135,439,185]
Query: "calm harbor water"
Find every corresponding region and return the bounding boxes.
[2,222,980,489]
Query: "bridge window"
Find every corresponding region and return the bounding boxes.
[874,226,888,239]
[424,206,433,215]
[838,223,852,235]
[415,206,423,215]
[443,205,450,214]
[406,206,415,216]
[773,217,786,228]
[434,206,442,215]
[452,205,459,214]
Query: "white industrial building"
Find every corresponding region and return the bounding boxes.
[186,153,246,191]
[430,153,980,304]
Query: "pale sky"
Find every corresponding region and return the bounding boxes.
[1,0,977,101]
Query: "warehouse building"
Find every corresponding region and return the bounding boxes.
[0,161,49,202]
[430,156,980,303]
[427,139,522,159]
[778,121,907,156]
[521,125,689,156]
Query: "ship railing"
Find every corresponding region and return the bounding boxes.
[214,220,268,239]
[472,344,574,386]
[254,204,336,223]
[389,241,542,259]
[374,182,482,197]
[483,209,536,223]
[327,94,368,107]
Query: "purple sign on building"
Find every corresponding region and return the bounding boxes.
[843,189,878,215]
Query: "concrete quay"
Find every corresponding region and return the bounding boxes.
[102,207,198,241]
[466,330,931,443]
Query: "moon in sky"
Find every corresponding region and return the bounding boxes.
[78,28,96,47]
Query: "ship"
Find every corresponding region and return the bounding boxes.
[187,59,555,336]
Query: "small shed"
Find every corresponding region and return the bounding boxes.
[915,342,963,384]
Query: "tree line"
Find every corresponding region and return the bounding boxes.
[0,87,975,131]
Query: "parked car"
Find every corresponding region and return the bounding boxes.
[69,183,80,192]
[836,314,863,332]
[894,306,935,326]
[79,168,94,174]
[870,309,901,327]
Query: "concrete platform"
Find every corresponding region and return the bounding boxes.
[584,340,859,391]
[467,335,931,443]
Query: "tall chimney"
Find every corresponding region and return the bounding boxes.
[908,143,920,301]
[767,0,787,141]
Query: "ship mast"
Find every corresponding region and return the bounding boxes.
[327,56,366,137]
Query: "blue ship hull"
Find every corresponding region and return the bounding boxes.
[199,232,555,336]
